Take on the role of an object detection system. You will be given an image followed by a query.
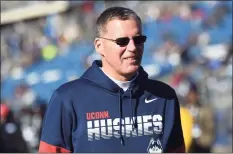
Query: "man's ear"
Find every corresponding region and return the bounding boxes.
[94,38,105,57]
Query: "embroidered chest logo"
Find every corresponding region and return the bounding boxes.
[147,137,163,153]
[145,97,158,103]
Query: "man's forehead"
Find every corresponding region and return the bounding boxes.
[105,18,140,27]
[104,18,141,36]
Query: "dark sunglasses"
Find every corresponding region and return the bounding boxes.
[99,35,147,46]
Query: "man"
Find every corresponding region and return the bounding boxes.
[184,81,214,153]
[39,7,185,153]
[0,102,29,152]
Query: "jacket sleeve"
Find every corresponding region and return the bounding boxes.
[38,90,74,153]
[166,93,186,153]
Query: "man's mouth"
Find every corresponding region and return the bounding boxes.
[124,57,139,60]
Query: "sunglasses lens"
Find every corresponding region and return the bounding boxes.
[116,37,130,46]
[134,36,147,44]
[115,36,147,46]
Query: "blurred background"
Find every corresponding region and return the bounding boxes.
[0,1,232,153]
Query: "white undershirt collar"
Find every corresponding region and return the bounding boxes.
[100,67,138,91]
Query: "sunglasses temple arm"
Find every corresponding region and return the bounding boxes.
[99,37,116,42]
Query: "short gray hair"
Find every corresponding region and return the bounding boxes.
[96,6,142,37]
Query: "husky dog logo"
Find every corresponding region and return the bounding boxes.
[147,137,163,153]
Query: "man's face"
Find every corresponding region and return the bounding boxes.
[95,18,144,80]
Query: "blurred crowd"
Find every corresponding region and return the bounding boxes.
[0,1,232,153]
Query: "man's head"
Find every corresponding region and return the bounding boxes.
[94,7,146,81]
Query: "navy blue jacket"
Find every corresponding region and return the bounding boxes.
[39,60,185,153]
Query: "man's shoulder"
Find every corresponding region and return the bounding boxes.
[48,78,89,106]
[55,78,88,95]
[145,79,176,99]
[146,79,175,93]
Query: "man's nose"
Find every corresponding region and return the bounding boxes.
[127,39,136,52]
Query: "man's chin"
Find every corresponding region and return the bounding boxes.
[124,65,140,75]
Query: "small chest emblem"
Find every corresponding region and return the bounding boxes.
[147,137,163,153]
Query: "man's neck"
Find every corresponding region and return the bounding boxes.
[101,67,135,81]
[101,66,136,82]
[100,67,138,91]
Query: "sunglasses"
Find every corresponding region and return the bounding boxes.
[99,35,147,46]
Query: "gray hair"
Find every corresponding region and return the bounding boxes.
[96,6,142,37]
